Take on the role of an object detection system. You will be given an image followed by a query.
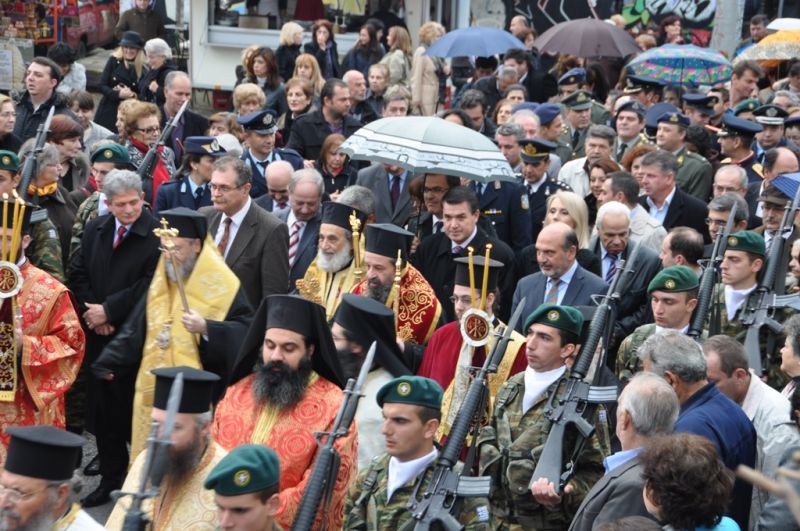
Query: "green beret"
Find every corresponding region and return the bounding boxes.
[204,444,280,495]
[726,230,765,257]
[647,265,699,294]
[0,150,19,172]
[90,143,130,165]
[376,376,443,410]
[523,303,584,338]
[733,98,759,116]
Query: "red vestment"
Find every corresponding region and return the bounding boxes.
[0,262,85,460]
[212,373,357,530]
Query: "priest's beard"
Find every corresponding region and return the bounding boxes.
[366,278,391,303]
[318,240,352,273]
[165,254,197,283]
[0,489,59,531]
[165,430,206,485]
[252,354,313,409]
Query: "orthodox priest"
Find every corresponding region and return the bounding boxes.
[212,295,354,530]
[92,207,252,460]
[418,255,527,438]
[296,201,368,320]
[332,293,412,470]
[351,223,441,347]
[0,197,84,459]
[107,366,227,530]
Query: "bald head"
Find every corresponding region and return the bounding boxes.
[536,222,578,278]
[343,70,367,102]
[266,160,293,206]
[765,147,800,182]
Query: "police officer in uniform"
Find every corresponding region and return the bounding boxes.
[656,111,714,201]
[344,375,493,530]
[681,93,716,126]
[238,110,304,198]
[470,175,532,254]
[518,138,571,245]
[622,75,665,109]
[557,68,610,126]
[559,90,594,161]
[717,114,764,185]
[478,304,606,530]
[616,266,701,383]
[155,136,227,213]
[612,100,649,162]
[535,103,572,171]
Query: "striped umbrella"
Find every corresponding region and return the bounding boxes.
[626,44,732,87]
[338,117,516,183]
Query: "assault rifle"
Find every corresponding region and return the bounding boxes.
[291,342,377,531]
[18,107,55,204]
[742,180,800,374]
[407,298,527,531]
[137,100,188,184]
[115,372,183,531]
[689,203,738,339]
[529,246,640,494]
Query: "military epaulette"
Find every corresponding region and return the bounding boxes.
[30,209,48,224]
[638,133,653,144]
[720,157,733,164]
[752,163,764,177]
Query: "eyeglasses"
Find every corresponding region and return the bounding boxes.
[209,183,244,193]
[0,485,52,504]
[448,295,473,305]
[135,126,160,135]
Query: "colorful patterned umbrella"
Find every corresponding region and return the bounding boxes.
[733,30,800,68]
[626,44,732,87]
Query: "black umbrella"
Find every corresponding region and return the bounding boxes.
[534,18,640,58]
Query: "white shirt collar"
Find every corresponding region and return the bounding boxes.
[387,448,438,501]
[647,186,676,210]
[452,226,478,251]
[522,365,566,415]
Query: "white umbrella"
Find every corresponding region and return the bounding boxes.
[767,18,800,31]
[338,117,516,183]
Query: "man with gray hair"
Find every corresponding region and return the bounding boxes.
[704,335,800,525]
[598,171,666,252]
[704,192,749,258]
[161,71,208,160]
[382,85,411,117]
[472,65,519,117]
[277,168,324,289]
[338,184,376,223]
[343,70,379,124]
[713,164,750,199]
[70,168,161,506]
[638,330,757,530]
[558,124,616,197]
[495,122,525,172]
[569,373,679,530]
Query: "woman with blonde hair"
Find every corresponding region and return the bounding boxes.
[232,83,267,117]
[277,22,304,82]
[380,26,412,88]
[411,22,448,116]
[293,53,325,97]
[95,30,145,131]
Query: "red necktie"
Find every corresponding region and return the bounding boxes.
[113,225,127,249]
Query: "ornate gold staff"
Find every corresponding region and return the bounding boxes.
[153,219,190,313]
[349,210,363,280]
[389,249,403,330]
[0,193,26,401]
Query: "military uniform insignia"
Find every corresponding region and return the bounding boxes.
[728,236,738,246]
[577,93,588,103]
[0,156,8,165]
[397,382,411,396]
[669,114,679,123]
[476,505,490,522]
[520,194,529,210]
[263,114,274,126]
[677,154,685,165]
[233,470,250,486]
[665,279,676,289]
[766,107,778,118]
[103,149,113,159]
[522,144,539,157]
[752,163,764,177]
[547,310,560,321]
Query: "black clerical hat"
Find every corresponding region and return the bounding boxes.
[158,207,208,240]
[453,255,504,293]
[365,223,413,260]
[5,426,84,481]
[151,366,220,413]
[333,294,410,377]
[320,202,367,232]
[230,295,345,388]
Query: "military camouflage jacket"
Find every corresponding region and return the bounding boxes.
[478,372,605,531]
[27,215,65,283]
[616,324,707,383]
[343,453,493,531]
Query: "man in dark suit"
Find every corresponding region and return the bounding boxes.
[69,169,161,506]
[238,110,304,199]
[253,160,293,219]
[412,186,516,323]
[274,168,323,290]
[154,136,225,214]
[590,201,662,342]
[286,78,362,161]
[502,48,557,105]
[569,372,678,531]
[638,149,710,243]
[356,162,414,227]
[160,71,208,161]
[201,156,289,306]
[512,222,607,332]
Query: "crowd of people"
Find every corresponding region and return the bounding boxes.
[3,3,800,531]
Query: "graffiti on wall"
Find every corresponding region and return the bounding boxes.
[500,0,613,33]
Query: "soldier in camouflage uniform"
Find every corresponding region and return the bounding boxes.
[344,376,493,531]
[479,304,605,530]
[655,112,714,201]
[617,266,701,383]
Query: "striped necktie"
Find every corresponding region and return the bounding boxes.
[606,254,618,283]
[545,278,560,304]
[288,221,303,266]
